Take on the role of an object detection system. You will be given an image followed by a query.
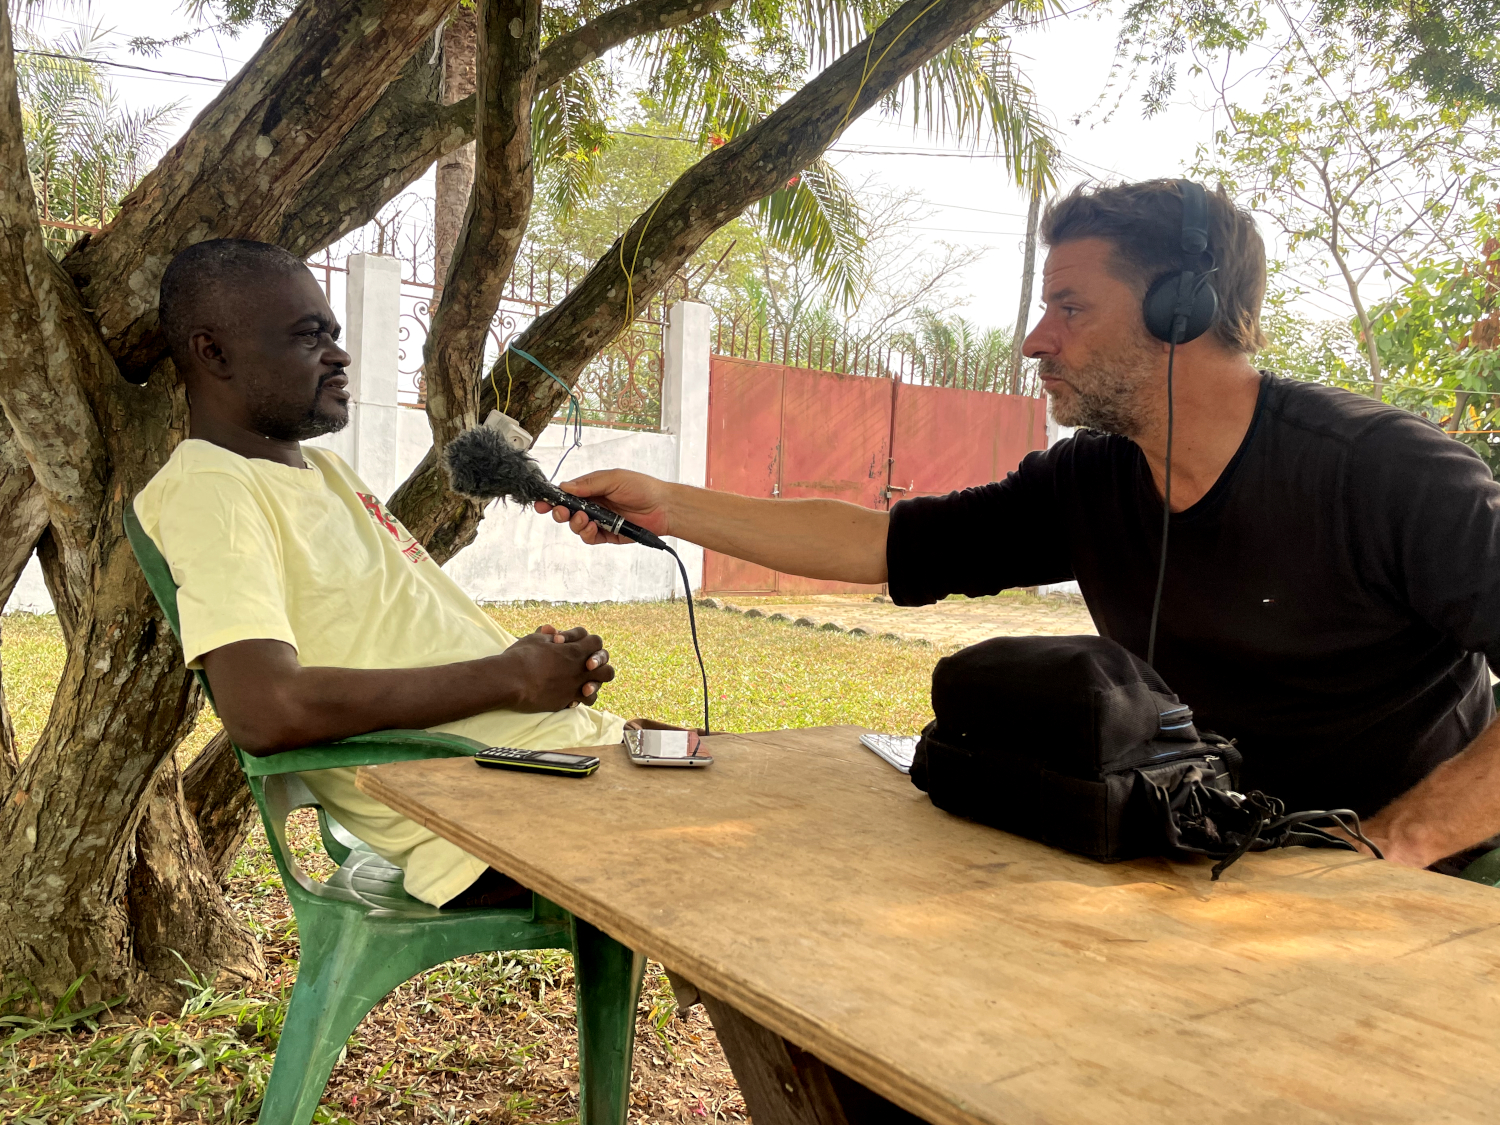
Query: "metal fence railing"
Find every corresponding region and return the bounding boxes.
[710,314,1042,398]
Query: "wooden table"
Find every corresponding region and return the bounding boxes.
[357,726,1500,1125]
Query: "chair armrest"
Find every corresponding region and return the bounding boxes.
[236,729,489,777]
[1459,845,1500,887]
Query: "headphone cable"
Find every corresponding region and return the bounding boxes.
[1146,338,1176,667]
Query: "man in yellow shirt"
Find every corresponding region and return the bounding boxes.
[136,238,628,908]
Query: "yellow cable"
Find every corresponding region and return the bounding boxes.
[504,347,514,415]
[832,0,946,141]
[619,192,668,327]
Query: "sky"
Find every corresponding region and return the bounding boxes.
[19,1,1288,340]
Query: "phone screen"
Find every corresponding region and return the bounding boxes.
[626,728,708,761]
[537,751,597,765]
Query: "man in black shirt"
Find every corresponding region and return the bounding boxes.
[537,179,1500,873]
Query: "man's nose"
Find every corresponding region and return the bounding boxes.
[326,340,352,368]
[1022,320,1054,360]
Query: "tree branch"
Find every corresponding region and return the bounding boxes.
[274,38,462,258]
[0,415,46,786]
[389,0,1011,557]
[0,7,114,553]
[182,731,254,885]
[278,0,737,261]
[536,0,736,89]
[62,0,456,379]
[422,0,541,451]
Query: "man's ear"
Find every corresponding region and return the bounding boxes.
[187,327,229,379]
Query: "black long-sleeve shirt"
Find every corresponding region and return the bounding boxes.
[887,374,1500,816]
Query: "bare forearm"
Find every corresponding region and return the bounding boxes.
[234,656,521,755]
[1364,716,1500,867]
[660,483,889,583]
[204,630,611,756]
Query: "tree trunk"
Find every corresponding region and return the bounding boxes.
[0,413,47,784]
[0,0,451,1005]
[127,755,265,1010]
[184,732,258,885]
[433,4,478,300]
[1007,179,1042,394]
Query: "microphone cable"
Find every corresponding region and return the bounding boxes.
[1145,338,1176,668]
[663,544,711,735]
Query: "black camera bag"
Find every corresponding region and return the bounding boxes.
[910,635,1376,875]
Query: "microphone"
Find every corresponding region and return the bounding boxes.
[442,424,669,551]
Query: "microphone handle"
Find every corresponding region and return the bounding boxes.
[548,487,668,550]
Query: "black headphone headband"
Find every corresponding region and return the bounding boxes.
[1142,179,1219,345]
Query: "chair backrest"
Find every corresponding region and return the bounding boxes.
[123,504,216,705]
[123,503,340,890]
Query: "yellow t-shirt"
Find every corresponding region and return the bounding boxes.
[134,439,623,905]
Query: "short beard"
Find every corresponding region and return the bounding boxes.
[248,379,349,442]
[1042,334,1159,436]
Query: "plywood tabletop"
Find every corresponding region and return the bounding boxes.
[357,726,1500,1125]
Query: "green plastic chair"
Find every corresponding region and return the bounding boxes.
[124,506,645,1125]
[1455,684,1500,886]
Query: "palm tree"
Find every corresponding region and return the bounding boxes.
[893,307,1017,390]
[15,20,181,256]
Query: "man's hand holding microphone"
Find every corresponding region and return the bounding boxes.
[534,470,892,585]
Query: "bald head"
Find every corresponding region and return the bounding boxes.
[159,239,311,368]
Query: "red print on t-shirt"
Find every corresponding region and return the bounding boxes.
[357,492,430,564]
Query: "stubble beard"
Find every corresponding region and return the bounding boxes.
[248,374,350,442]
[1042,333,1160,437]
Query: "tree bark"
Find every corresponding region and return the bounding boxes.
[1007,179,1042,394]
[183,732,258,885]
[425,0,541,451]
[0,413,47,783]
[433,4,478,301]
[534,0,737,90]
[127,755,265,1011]
[388,0,1010,557]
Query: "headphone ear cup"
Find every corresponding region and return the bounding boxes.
[1142,272,1220,344]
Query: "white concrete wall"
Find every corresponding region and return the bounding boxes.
[426,415,689,603]
[304,252,402,498]
[5,555,49,615]
[661,299,711,591]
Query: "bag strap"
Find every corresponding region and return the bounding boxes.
[1208,793,1384,880]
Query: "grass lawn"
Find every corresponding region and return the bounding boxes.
[0,602,944,1125]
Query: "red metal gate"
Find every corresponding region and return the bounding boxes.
[703,357,1047,595]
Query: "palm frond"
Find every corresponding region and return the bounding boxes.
[756,158,868,311]
[532,62,614,217]
[14,20,182,250]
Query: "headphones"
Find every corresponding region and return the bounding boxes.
[1141,179,1219,345]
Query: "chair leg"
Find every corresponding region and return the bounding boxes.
[257,920,406,1125]
[573,917,646,1125]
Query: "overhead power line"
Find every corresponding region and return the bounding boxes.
[14,48,227,83]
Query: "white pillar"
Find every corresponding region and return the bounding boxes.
[319,253,402,498]
[662,299,711,591]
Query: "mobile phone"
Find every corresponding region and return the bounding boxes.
[623,728,713,768]
[474,746,601,777]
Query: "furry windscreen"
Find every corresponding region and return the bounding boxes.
[443,425,554,504]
